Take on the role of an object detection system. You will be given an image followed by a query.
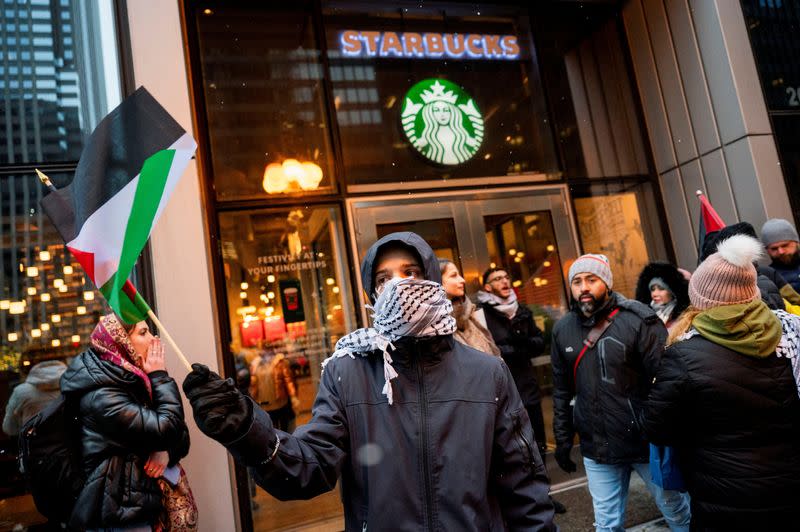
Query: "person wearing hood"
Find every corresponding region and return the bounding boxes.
[60,314,191,531]
[182,232,556,531]
[635,263,689,331]
[702,221,800,310]
[550,254,691,532]
[2,358,66,436]
[438,258,501,356]
[644,235,800,529]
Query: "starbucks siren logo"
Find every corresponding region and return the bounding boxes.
[401,79,484,165]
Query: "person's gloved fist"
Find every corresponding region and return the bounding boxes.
[183,363,252,444]
[555,443,577,473]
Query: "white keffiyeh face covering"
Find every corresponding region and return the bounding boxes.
[322,277,457,404]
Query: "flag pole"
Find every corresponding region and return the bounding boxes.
[147,309,193,372]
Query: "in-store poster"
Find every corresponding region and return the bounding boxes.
[279,278,305,323]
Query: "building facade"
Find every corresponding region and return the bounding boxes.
[0,0,796,530]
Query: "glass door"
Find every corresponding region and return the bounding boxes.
[347,185,580,450]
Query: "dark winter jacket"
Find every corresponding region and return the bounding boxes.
[644,320,800,528]
[224,232,556,531]
[769,258,800,296]
[550,292,666,464]
[60,349,190,529]
[482,303,545,406]
[756,265,785,310]
[634,262,689,324]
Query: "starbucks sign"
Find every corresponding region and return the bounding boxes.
[401,79,484,165]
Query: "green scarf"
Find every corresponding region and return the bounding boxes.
[692,299,781,358]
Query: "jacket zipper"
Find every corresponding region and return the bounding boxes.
[515,418,535,468]
[416,353,436,531]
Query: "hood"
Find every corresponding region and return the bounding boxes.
[24,360,67,391]
[60,349,143,396]
[635,262,689,320]
[692,299,782,358]
[360,231,440,303]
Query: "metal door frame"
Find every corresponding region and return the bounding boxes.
[345,183,581,323]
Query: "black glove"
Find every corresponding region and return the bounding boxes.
[555,443,577,473]
[183,363,253,444]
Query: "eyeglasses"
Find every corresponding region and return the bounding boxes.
[487,274,510,284]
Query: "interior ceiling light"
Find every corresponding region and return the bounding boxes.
[9,301,26,315]
[26,266,38,277]
[63,265,74,275]
[84,291,95,301]
[41,293,51,302]
[39,250,51,261]
[263,159,324,194]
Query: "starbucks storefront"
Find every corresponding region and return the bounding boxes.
[183,1,672,529]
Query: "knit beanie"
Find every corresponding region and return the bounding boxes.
[689,234,762,310]
[568,254,613,289]
[761,218,799,247]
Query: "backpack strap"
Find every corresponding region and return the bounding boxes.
[573,308,620,382]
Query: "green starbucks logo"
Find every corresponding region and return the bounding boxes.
[401,79,484,165]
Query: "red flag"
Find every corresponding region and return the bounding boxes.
[697,191,725,260]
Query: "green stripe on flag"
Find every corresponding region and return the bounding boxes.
[100,277,152,324]
[107,148,175,323]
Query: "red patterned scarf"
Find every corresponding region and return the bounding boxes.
[91,314,152,398]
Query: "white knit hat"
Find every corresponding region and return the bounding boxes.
[568,254,613,289]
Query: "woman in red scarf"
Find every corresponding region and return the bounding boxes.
[61,314,191,531]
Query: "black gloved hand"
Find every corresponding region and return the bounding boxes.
[555,443,577,473]
[183,363,253,444]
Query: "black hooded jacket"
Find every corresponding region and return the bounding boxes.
[634,262,689,324]
[550,293,666,464]
[60,349,190,529]
[224,232,556,531]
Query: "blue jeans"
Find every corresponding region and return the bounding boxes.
[583,457,691,532]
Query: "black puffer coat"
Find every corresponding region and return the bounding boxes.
[61,349,190,529]
[225,232,556,531]
[551,293,666,464]
[644,335,800,529]
[482,304,545,406]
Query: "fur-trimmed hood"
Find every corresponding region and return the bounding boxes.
[635,262,690,322]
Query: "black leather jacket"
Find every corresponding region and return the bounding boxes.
[60,349,190,529]
[550,293,666,464]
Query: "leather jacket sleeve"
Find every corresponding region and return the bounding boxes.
[644,345,690,446]
[226,362,348,500]
[81,371,188,455]
[550,331,574,447]
[491,362,556,531]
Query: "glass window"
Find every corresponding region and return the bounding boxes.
[571,180,669,298]
[324,1,559,187]
[219,205,356,529]
[0,0,122,164]
[194,6,336,200]
[377,218,461,270]
[0,172,109,528]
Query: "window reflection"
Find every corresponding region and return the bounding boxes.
[220,206,355,528]
[195,7,336,200]
[0,0,121,164]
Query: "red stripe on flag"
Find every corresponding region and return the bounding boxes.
[122,279,138,300]
[67,246,95,282]
[698,194,725,234]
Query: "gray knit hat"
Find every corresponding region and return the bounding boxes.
[761,218,799,247]
[568,254,613,289]
[689,235,762,310]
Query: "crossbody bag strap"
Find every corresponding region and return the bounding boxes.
[572,308,620,382]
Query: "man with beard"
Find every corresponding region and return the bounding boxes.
[761,218,800,293]
[550,254,691,532]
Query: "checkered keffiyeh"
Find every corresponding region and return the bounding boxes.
[774,309,800,399]
[322,277,456,404]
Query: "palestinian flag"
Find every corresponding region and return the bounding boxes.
[697,190,726,261]
[40,87,196,323]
